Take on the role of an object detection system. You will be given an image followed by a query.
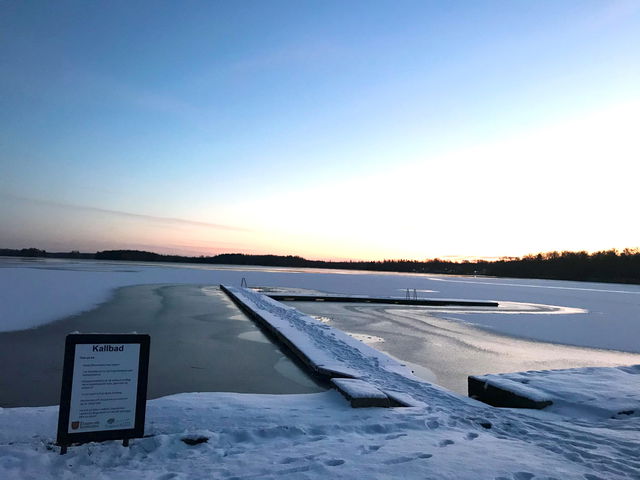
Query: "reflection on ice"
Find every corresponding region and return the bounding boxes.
[238,330,271,344]
[290,301,640,395]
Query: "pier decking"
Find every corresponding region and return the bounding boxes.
[267,293,498,308]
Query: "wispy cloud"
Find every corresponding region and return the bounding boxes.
[1,194,250,232]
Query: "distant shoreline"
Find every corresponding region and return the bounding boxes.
[2,246,639,285]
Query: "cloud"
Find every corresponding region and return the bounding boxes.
[0,194,250,232]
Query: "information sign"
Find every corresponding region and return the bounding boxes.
[56,334,150,453]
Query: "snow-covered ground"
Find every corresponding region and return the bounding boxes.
[1,258,639,479]
[5,388,639,480]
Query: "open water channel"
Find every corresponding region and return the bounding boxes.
[0,284,325,407]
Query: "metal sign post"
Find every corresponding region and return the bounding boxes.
[56,333,150,454]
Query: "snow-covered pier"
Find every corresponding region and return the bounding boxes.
[221,285,414,407]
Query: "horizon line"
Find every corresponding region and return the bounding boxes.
[3,245,639,264]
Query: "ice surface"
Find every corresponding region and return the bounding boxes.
[3,258,640,354]
[289,300,640,395]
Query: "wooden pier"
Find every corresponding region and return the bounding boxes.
[267,293,498,308]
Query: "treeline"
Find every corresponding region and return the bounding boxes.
[0,248,94,259]
[2,247,640,284]
[479,249,640,284]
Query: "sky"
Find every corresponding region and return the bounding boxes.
[1,0,639,261]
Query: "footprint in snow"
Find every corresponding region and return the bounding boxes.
[466,432,479,440]
[438,439,454,447]
[358,444,382,454]
[384,456,415,465]
[383,453,432,465]
[324,459,345,466]
[277,466,311,475]
[512,473,535,480]
[425,419,439,429]
[385,433,408,440]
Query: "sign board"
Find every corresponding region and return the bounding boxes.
[57,334,150,452]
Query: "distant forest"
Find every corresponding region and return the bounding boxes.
[2,247,639,285]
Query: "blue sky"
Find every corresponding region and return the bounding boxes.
[1,1,639,259]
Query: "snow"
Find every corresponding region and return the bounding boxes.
[475,377,555,404]
[1,259,640,479]
[473,365,640,419]
[3,386,640,479]
[331,378,390,401]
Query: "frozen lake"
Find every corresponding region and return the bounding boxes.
[1,257,639,401]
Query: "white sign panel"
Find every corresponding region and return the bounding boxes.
[67,343,140,434]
